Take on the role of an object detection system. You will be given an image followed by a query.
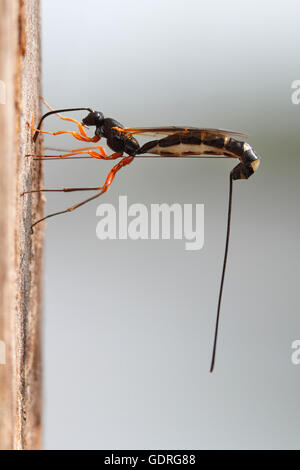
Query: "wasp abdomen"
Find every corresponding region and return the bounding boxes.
[202,135,225,149]
[227,140,261,180]
[225,138,244,157]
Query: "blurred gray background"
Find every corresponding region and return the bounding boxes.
[42,0,300,449]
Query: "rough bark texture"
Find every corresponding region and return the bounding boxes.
[0,0,43,450]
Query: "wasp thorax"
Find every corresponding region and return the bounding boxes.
[82,111,104,127]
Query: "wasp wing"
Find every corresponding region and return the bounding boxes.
[118,126,248,139]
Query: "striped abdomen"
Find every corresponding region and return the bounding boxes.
[137,131,261,180]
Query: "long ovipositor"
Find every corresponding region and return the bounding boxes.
[137,131,261,181]
[29,102,263,372]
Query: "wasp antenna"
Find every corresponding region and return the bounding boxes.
[33,107,93,143]
[210,174,233,373]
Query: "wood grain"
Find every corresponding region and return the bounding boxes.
[0,0,43,450]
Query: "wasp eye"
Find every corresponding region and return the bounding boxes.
[82,111,104,127]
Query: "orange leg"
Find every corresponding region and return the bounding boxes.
[28,122,100,143]
[28,156,134,229]
[26,145,123,161]
[41,97,92,140]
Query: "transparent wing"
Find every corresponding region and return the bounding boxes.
[116,126,248,139]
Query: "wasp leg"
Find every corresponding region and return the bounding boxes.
[29,156,134,229]
[27,122,101,143]
[41,97,92,140]
[22,186,104,195]
[26,147,123,161]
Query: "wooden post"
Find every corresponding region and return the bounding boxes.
[0,0,43,450]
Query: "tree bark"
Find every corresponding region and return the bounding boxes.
[0,0,43,450]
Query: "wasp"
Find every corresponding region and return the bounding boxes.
[26,100,262,372]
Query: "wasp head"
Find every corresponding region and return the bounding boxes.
[82,111,104,127]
